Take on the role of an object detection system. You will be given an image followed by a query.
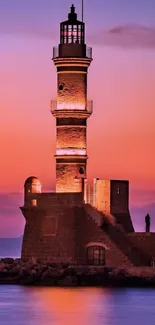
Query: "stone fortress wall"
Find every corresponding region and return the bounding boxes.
[21,189,83,262]
[21,177,155,266]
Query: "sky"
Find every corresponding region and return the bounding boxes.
[0,0,155,237]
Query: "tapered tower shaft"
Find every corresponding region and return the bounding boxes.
[51,4,93,193]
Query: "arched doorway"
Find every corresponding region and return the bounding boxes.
[86,245,106,266]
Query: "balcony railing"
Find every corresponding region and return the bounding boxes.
[53,46,92,59]
[51,100,93,114]
[53,46,59,59]
[87,100,93,113]
[86,47,92,59]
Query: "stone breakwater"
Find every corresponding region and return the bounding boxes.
[0,259,155,286]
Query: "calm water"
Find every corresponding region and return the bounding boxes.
[0,286,155,325]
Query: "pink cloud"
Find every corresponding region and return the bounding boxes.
[88,24,155,49]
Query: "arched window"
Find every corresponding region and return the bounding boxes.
[87,245,105,266]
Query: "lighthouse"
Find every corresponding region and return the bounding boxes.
[51,4,93,193]
[20,4,149,267]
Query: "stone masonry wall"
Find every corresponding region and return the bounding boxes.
[21,193,83,261]
[21,194,153,266]
[110,180,134,232]
[22,207,76,261]
[23,192,83,209]
[21,202,132,266]
[74,206,133,267]
[110,180,129,214]
[128,233,155,258]
[56,163,86,193]
[94,179,110,214]
[93,179,133,232]
[56,126,86,149]
[57,73,87,108]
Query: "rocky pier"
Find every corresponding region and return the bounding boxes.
[0,258,155,287]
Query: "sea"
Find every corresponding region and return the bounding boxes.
[0,286,155,325]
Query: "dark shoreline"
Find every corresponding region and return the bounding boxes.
[0,258,155,287]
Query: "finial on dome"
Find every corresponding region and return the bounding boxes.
[68,4,77,21]
[71,4,75,13]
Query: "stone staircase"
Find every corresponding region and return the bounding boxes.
[84,204,152,267]
[83,205,133,267]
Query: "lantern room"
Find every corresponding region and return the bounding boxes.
[60,4,85,45]
[52,4,92,59]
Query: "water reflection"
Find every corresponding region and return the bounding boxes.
[20,287,110,325]
[0,286,155,325]
[34,287,110,325]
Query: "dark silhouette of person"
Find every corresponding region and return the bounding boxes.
[145,214,151,232]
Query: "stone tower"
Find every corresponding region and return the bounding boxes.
[51,4,93,193]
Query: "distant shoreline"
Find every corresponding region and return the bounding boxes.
[0,258,155,287]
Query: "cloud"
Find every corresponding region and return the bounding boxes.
[88,24,155,49]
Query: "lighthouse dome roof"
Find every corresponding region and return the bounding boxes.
[24,176,41,186]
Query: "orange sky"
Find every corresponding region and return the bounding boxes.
[0,40,155,196]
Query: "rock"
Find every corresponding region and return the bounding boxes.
[58,276,78,286]
[1,258,14,264]
[109,268,128,278]
[14,258,22,264]
[0,263,5,271]
[11,264,22,273]
[68,265,89,275]
[87,268,97,275]
[41,267,61,280]
[30,269,37,276]
[62,267,77,277]
[61,262,70,269]
[127,267,155,278]
[34,265,45,277]
[48,267,61,277]
[0,262,155,287]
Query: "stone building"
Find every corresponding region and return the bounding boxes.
[20,5,155,267]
